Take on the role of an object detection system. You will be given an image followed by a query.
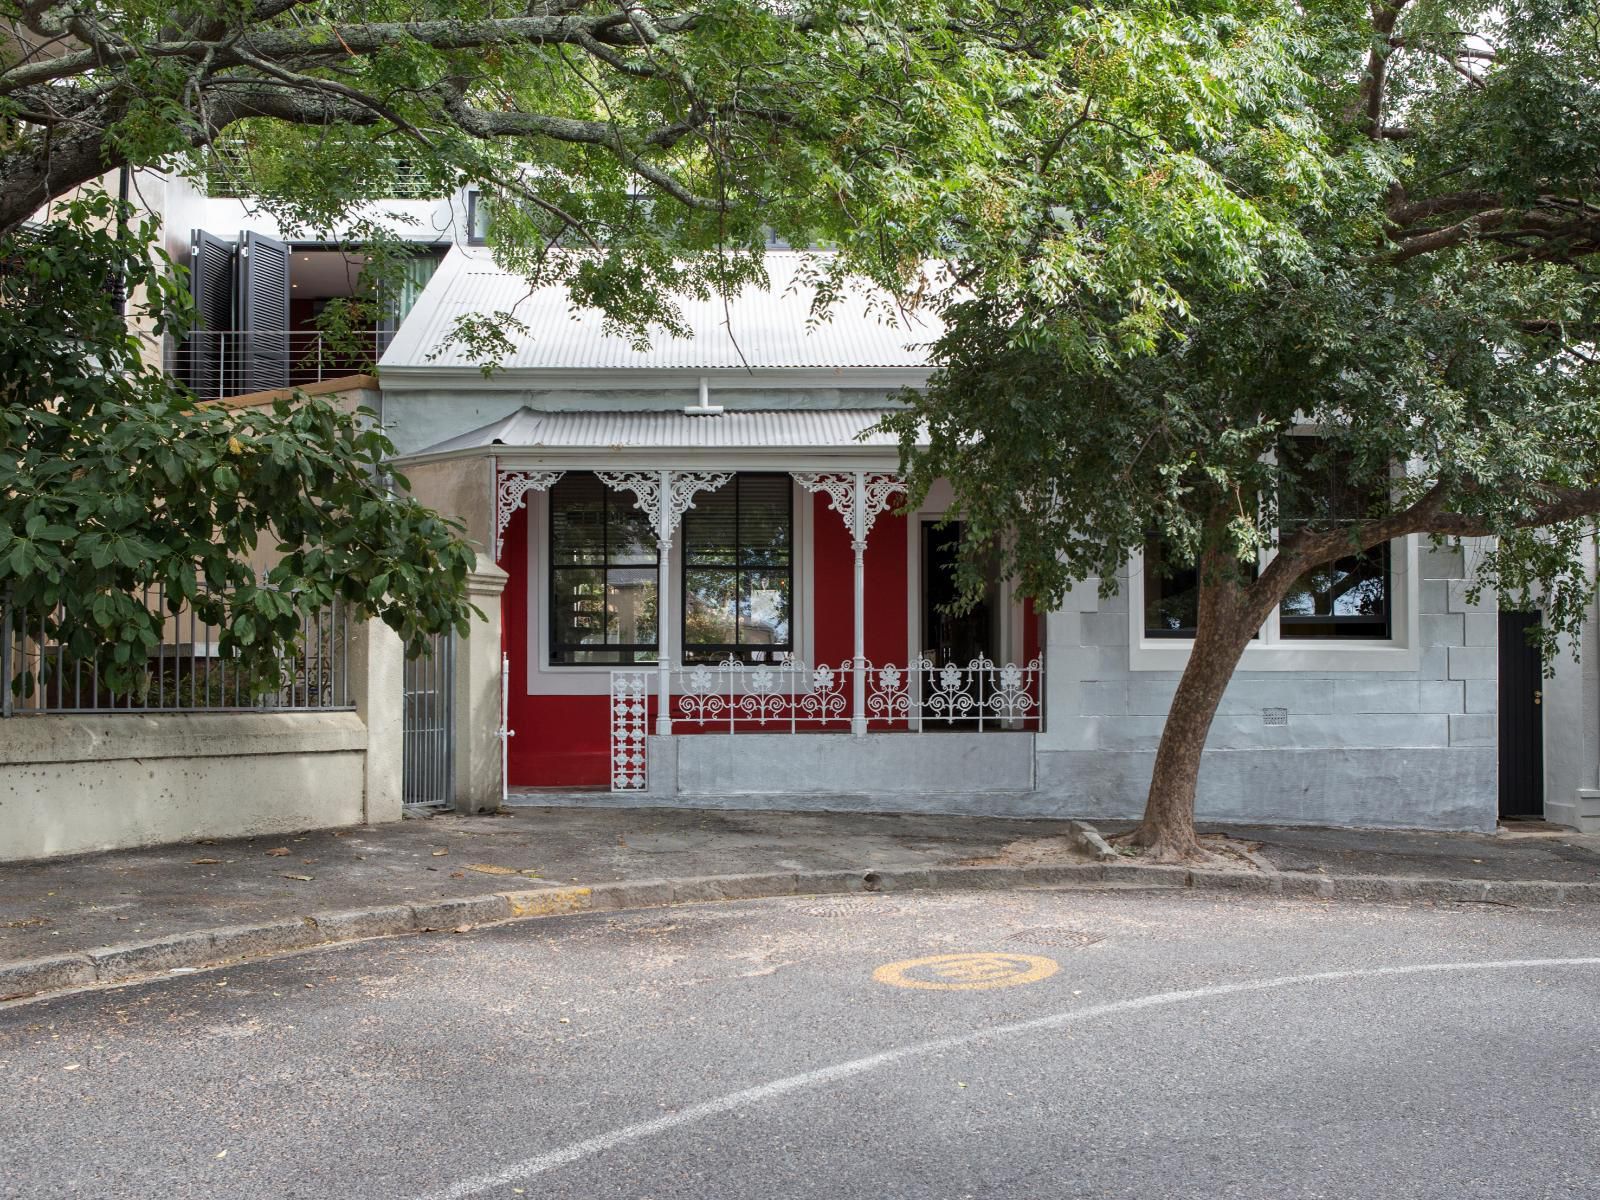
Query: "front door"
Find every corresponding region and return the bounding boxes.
[1498,610,1544,819]
[921,521,999,667]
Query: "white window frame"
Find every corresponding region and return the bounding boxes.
[524,477,814,696]
[1127,439,1421,672]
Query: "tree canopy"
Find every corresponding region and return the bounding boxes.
[884,0,1600,857]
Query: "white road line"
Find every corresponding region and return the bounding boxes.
[417,956,1600,1200]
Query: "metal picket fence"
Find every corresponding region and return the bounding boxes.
[1,584,352,717]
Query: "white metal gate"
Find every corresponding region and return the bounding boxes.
[403,632,455,810]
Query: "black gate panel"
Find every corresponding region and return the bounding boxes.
[1498,610,1544,819]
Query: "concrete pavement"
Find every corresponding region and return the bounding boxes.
[5,806,1600,1003]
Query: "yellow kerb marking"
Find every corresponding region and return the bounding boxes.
[873,952,1060,991]
[506,887,591,918]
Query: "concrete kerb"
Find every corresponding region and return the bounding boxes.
[3,862,1596,1004]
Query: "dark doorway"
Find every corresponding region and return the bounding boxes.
[921,521,999,668]
[1498,610,1545,819]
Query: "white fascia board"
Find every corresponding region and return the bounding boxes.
[375,367,932,393]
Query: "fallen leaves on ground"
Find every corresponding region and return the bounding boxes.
[465,863,520,875]
[265,847,290,857]
[190,858,222,865]
[279,874,314,882]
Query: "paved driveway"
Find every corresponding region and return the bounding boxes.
[4,887,1598,1198]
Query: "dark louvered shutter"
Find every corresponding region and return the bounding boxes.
[235,231,290,394]
[186,230,235,399]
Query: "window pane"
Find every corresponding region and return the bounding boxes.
[738,474,792,567]
[683,487,737,566]
[1144,535,1198,637]
[607,568,657,647]
[607,491,657,566]
[740,571,791,649]
[551,475,605,565]
[684,568,738,649]
[1281,545,1390,638]
[552,567,607,647]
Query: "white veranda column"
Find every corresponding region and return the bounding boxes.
[794,471,906,737]
[598,470,732,737]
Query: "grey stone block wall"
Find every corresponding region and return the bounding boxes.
[1035,539,1502,831]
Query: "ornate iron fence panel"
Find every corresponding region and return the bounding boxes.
[610,671,651,792]
[402,632,455,811]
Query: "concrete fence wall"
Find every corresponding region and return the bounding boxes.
[0,618,404,863]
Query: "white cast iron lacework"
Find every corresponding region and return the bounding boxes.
[651,656,1043,734]
[610,671,650,791]
[495,470,564,560]
[792,472,906,551]
[596,470,734,540]
[674,657,850,730]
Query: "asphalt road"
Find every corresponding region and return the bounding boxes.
[4,886,1599,1199]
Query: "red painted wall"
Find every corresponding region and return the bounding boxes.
[502,502,619,788]
[505,490,915,787]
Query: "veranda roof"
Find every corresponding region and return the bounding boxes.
[398,406,920,469]
[378,248,939,382]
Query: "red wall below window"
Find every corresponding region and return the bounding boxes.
[503,492,915,788]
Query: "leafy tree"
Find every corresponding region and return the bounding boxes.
[2,0,1301,699]
[0,193,475,698]
[886,0,1600,859]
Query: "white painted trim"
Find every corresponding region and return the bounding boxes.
[524,477,813,697]
[1125,534,1422,672]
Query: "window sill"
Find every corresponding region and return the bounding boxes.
[1128,639,1421,674]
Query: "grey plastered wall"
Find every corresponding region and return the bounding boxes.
[1542,534,1600,831]
[1035,544,1501,831]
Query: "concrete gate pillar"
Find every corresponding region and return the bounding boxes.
[349,616,405,824]
[453,555,510,814]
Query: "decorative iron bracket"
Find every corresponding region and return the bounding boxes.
[597,470,733,544]
[495,470,564,560]
[793,472,905,552]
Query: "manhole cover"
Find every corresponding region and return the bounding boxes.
[1003,928,1106,949]
[804,898,901,918]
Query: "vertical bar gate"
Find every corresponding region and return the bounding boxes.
[402,631,455,811]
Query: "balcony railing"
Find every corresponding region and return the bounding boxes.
[201,144,439,201]
[171,329,386,400]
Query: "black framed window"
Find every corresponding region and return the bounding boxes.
[1278,438,1392,639]
[548,473,659,664]
[1143,533,1200,637]
[682,474,792,664]
[466,191,489,246]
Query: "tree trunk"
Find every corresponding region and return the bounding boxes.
[1124,548,1266,861]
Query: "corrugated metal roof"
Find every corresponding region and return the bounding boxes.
[411,407,908,457]
[380,249,939,373]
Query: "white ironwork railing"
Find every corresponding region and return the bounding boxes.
[610,656,1043,792]
[170,329,387,400]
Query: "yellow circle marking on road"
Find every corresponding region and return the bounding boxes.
[872,952,1060,991]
